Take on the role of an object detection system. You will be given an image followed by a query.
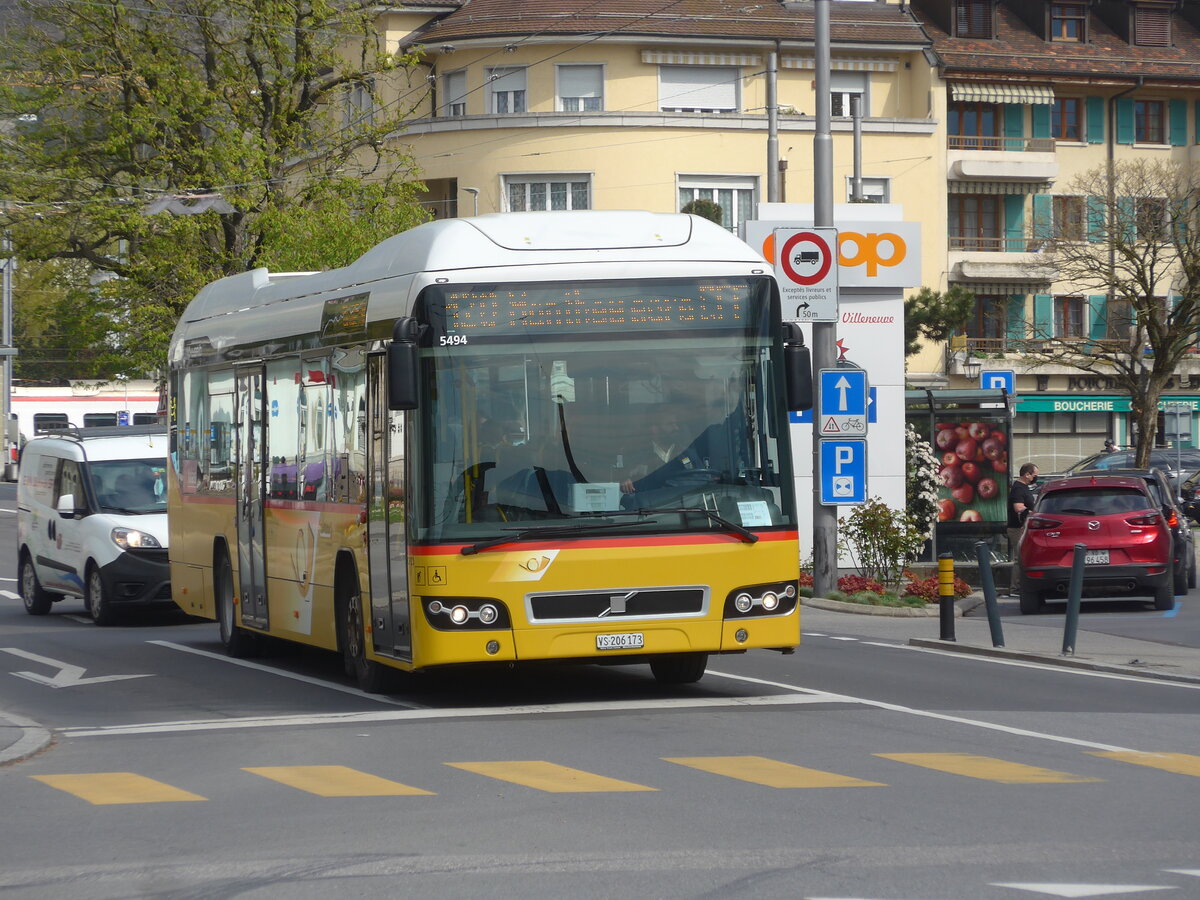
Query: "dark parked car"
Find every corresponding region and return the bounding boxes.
[1018,475,1175,614]
[1064,449,1200,485]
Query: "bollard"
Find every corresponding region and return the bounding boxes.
[1062,543,1086,656]
[975,540,1005,648]
[938,552,956,641]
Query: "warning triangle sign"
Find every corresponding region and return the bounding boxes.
[822,417,841,433]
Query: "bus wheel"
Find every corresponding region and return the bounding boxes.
[20,553,55,616]
[216,551,260,658]
[338,574,394,694]
[649,653,708,685]
[86,564,117,626]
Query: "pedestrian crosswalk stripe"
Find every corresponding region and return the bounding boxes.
[31,773,207,805]
[446,761,657,793]
[875,753,1104,784]
[1088,751,1200,777]
[663,756,886,788]
[242,765,435,797]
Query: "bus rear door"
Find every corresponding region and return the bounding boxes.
[235,366,269,629]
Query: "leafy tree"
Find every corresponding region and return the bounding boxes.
[0,0,430,377]
[904,285,974,358]
[1021,160,1200,466]
[681,198,725,226]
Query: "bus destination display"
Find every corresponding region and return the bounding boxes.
[425,279,764,337]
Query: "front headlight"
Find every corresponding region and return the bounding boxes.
[111,527,162,549]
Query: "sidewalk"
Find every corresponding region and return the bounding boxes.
[802,594,1200,684]
[0,710,52,766]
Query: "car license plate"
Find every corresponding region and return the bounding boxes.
[1085,550,1110,565]
[596,632,644,651]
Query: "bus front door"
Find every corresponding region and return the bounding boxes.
[367,354,411,661]
[235,367,269,629]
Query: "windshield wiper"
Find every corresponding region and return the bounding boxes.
[642,507,759,543]
[461,520,657,556]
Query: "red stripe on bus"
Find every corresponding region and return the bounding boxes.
[411,530,799,556]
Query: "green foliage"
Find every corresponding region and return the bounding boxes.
[681,199,725,226]
[904,285,975,357]
[0,0,430,378]
[838,497,926,587]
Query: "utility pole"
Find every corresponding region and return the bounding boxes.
[1,232,16,481]
[811,0,838,597]
[767,45,780,202]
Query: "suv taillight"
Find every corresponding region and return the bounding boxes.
[1026,516,1062,530]
[1166,511,1179,528]
[1126,513,1161,526]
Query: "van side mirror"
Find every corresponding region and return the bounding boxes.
[387,316,420,411]
[56,494,79,518]
[783,323,813,412]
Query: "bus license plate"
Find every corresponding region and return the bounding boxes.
[596,632,644,651]
[1085,550,1109,565]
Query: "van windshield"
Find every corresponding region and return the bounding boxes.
[90,459,168,514]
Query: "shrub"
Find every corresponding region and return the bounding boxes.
[837,574,885,595]
[798,571,814,588]
[838,498,926,587]
[901,569,972,603]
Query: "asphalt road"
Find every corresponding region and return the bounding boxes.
[2,482,1198,900]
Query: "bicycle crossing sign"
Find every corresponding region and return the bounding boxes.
[817,368,869,438]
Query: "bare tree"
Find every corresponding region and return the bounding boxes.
[1021,159,1200,466]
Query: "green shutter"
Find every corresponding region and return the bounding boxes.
[1032,194,1053,241]
[1118,196,1135,242]
[1031,104,1051,139]
[1088,296,1107,340]
[1170,99,1187,146]
[1116,97,1134,144]
[1004,195,1025,252]
[1034,294,1053,339]
[1004,104,1024,149]
[1087,97,1105,143]
[1006,296,1025,341]
[1087,196,1106,242]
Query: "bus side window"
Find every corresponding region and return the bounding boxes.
[208,369,235,491]
[267,357,300,500]
[332,359,367,504]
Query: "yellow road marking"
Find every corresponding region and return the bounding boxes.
[31,773,207,805]
[243,765,434,797]
[663,756,886,788]
[1089,752,1200,777]
[875,753,1103,784]
[446,761,657,793]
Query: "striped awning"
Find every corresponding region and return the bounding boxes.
[783,56,899,73]
[641,51,761,66]
[950,82,1054,104]
[952,282,1046,295]
[949,181,1051,194]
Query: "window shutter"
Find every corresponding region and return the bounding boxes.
[1087,196,1106,242]
[1031,194,1053,241]
[1033,295,1053,339]
[1088,296,1107,340]
[1169,99,1187,146]
[1134,5,1170,46]
[443,70,467,115]
[658,65,738,112]
[1004,195,1025,251]
[1116,97,1134,144]
[1004,104,1024,143]
[1031,104,1051,139]
[1086,96,1105,143]
[1118,197,1136,243]
[559,65,602,101]
[1006,296,1026,341]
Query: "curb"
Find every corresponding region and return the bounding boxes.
[908,638,1200,685]
[0,711,52,766]
[801,593,983,617]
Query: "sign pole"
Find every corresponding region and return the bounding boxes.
[812,0,838,598]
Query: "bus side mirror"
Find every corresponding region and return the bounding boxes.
[387,317,420,411]
[783,323,813,412]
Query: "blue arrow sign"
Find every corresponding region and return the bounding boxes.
[819,369,868,417]
[790,387,875,425]
[819,439,867,506]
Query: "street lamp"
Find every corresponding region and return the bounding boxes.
[462,187,479,217]
[963,357,982,383]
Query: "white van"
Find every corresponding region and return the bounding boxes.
[17,426,170,625]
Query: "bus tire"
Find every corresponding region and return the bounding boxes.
[20,553,55,616]
[649,652,708,685]
[86,563,117,626]
[337,567,394,694]
[216,550,261,658]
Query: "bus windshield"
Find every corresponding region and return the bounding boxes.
[412,277,792,544]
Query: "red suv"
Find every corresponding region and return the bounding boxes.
[1018,475,1175,614]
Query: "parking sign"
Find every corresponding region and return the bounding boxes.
[819,439,867,506]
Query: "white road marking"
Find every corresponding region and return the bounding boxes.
[59,693,835,738]
[1165,870,1200,877]
[0,590,19,601]
[990,884,1175,897]
[1,647,153,688]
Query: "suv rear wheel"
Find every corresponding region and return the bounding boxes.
[1152,569,1175,611]
[1018,587,1044,615]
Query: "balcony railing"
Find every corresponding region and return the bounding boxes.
[948,236,1047,252]
[948,135,1057,152]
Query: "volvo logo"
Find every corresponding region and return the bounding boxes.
[600,590,637,617]
[1088,521,1101,531]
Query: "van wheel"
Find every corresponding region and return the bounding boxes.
[86,564,117,626]
[20,555,54,616]
[649,653,708,685]
[337,570,394,694]
[216,551,260,658]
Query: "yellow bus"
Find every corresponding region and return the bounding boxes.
[167,211,811,690]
